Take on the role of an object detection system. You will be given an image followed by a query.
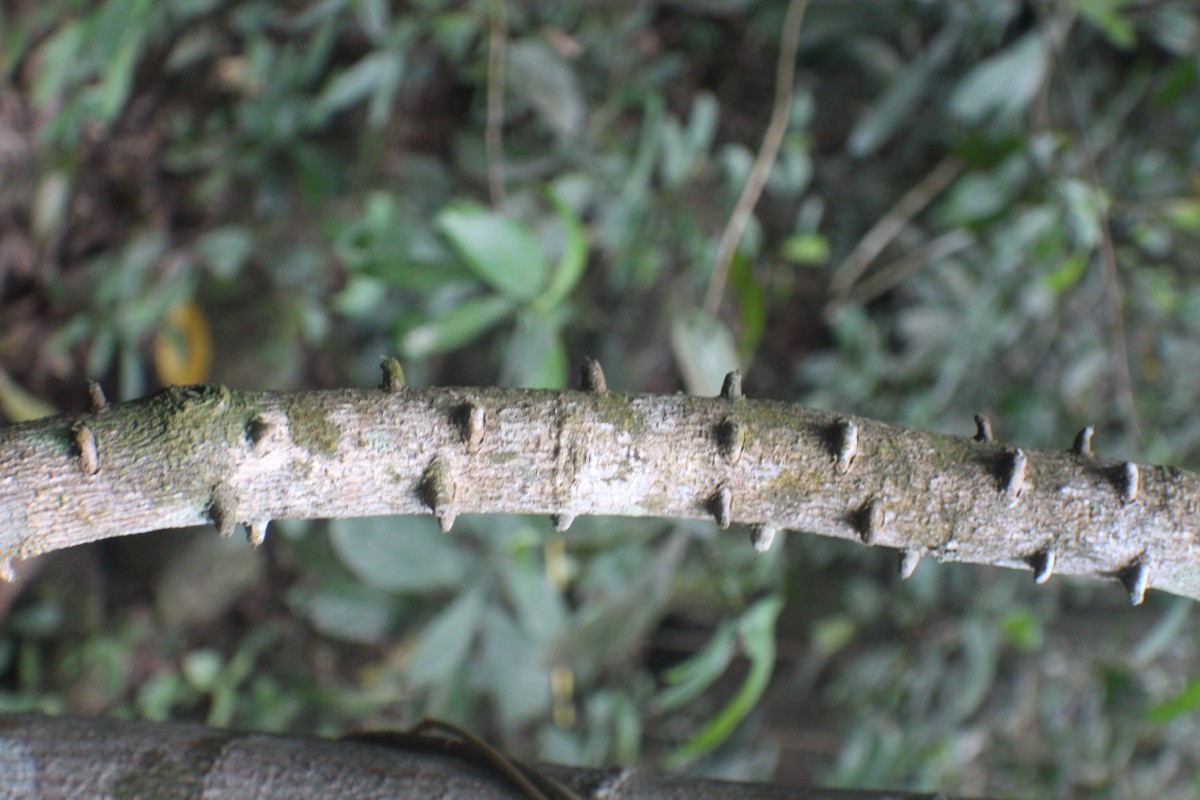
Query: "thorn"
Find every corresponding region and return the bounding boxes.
[246,415,274,455]
[1030,549,1056,585]
[835,419,858,474]
[709,486,732,529]
[899,549,920,580]
[0,558,13,583]
[720,371,743,400]
[1120,462,1139,505]
[209,486,237,539]
[551,513,575,532]
[422,458,458,533]
[380,357,406,392]
[73,422,99,476]
[87,381,108,411]
[1120,561,1150,606]
[716,417,746,464]
[456,403,487,452]
[1071,426,1094,457]
[247,520,269,548]
[856,497,882,545]
[1003,448,1027,505]
[973,414,993,443]
[580,358,608,394]
[751,524,778,553]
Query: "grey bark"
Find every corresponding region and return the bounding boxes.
[0,714,972,800]
[1,375,1198,603]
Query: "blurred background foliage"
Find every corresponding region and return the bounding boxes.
[3,0,1200,796]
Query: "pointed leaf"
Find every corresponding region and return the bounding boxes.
[437,204,549,300]
[407,589,484,688]
[329,516,470,593]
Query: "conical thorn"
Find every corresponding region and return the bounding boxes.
[247,520,270,548]
[856,498,883,545]
[899,549,920,580]
[580,358,607,394]
[0,558,13,583]
[1071,426,1094,457]
[716,417,746,464]
[551,513,576,533]
[973,414,993,443]
[73,422,99,476]
[835,419,858,474]
[751,524,778,553]
[209,486,238,539]
[87,381,108,411]
[380,357,406,392]
[422,458,458,533]
[1030,549,1056,585]
[456,403,487,452]
[1120,462,1139,505]
[710,486,733,529]
[246,414,275,456]
[720,371,743,400]
[1120,561,1150,606]
[1003,448,1027,505]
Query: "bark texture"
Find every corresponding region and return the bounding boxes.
[1,377,1198,603]
[0,714,974,800]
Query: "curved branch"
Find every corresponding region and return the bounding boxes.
[1,371,1197,604]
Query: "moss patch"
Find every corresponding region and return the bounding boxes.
[286,397,342,456]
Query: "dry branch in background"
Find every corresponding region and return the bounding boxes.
[0,714,982,800]
[1,360,1197,605]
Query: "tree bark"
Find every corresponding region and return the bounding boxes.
[1,376,1197,603]
[0,714,978,800]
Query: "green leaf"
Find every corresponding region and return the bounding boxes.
[730,252,765,360]
[949,32,1050,123]
[670,308,740,397]
[407,589,484,688]
[999,609,1043,653]
[654,622,736,712]
[1147,673,1200,724]
[781,233,830,265]
[437,203,549,300]
[500,311,568,389]
[1164,199,1200,231]
[398,294,516,358]
[500,559,569,643]
[329,516,470,593]
[536,191,588,308]
[195,226,254,279]
[1077,0,1138,49]
[314,50,404,126]
[506,40,584,139]
[1041,251,1089,294]
[663,595,784,770]
[480,607,551,728]
[287,582,397,644]
[548,533,688,672]
[182,649,223,692]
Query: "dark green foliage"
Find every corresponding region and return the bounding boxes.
[4,1,1200,797]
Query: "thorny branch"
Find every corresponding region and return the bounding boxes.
[1,359,1198,604]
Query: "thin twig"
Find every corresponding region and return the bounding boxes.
[829,154,964,304]
[702,0,809,316]
[847,229,974,305]
[486,0,508,209]
[1039,8,1143,445]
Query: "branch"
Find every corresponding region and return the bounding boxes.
[0,714,983,800]
[1,364,1197,604]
